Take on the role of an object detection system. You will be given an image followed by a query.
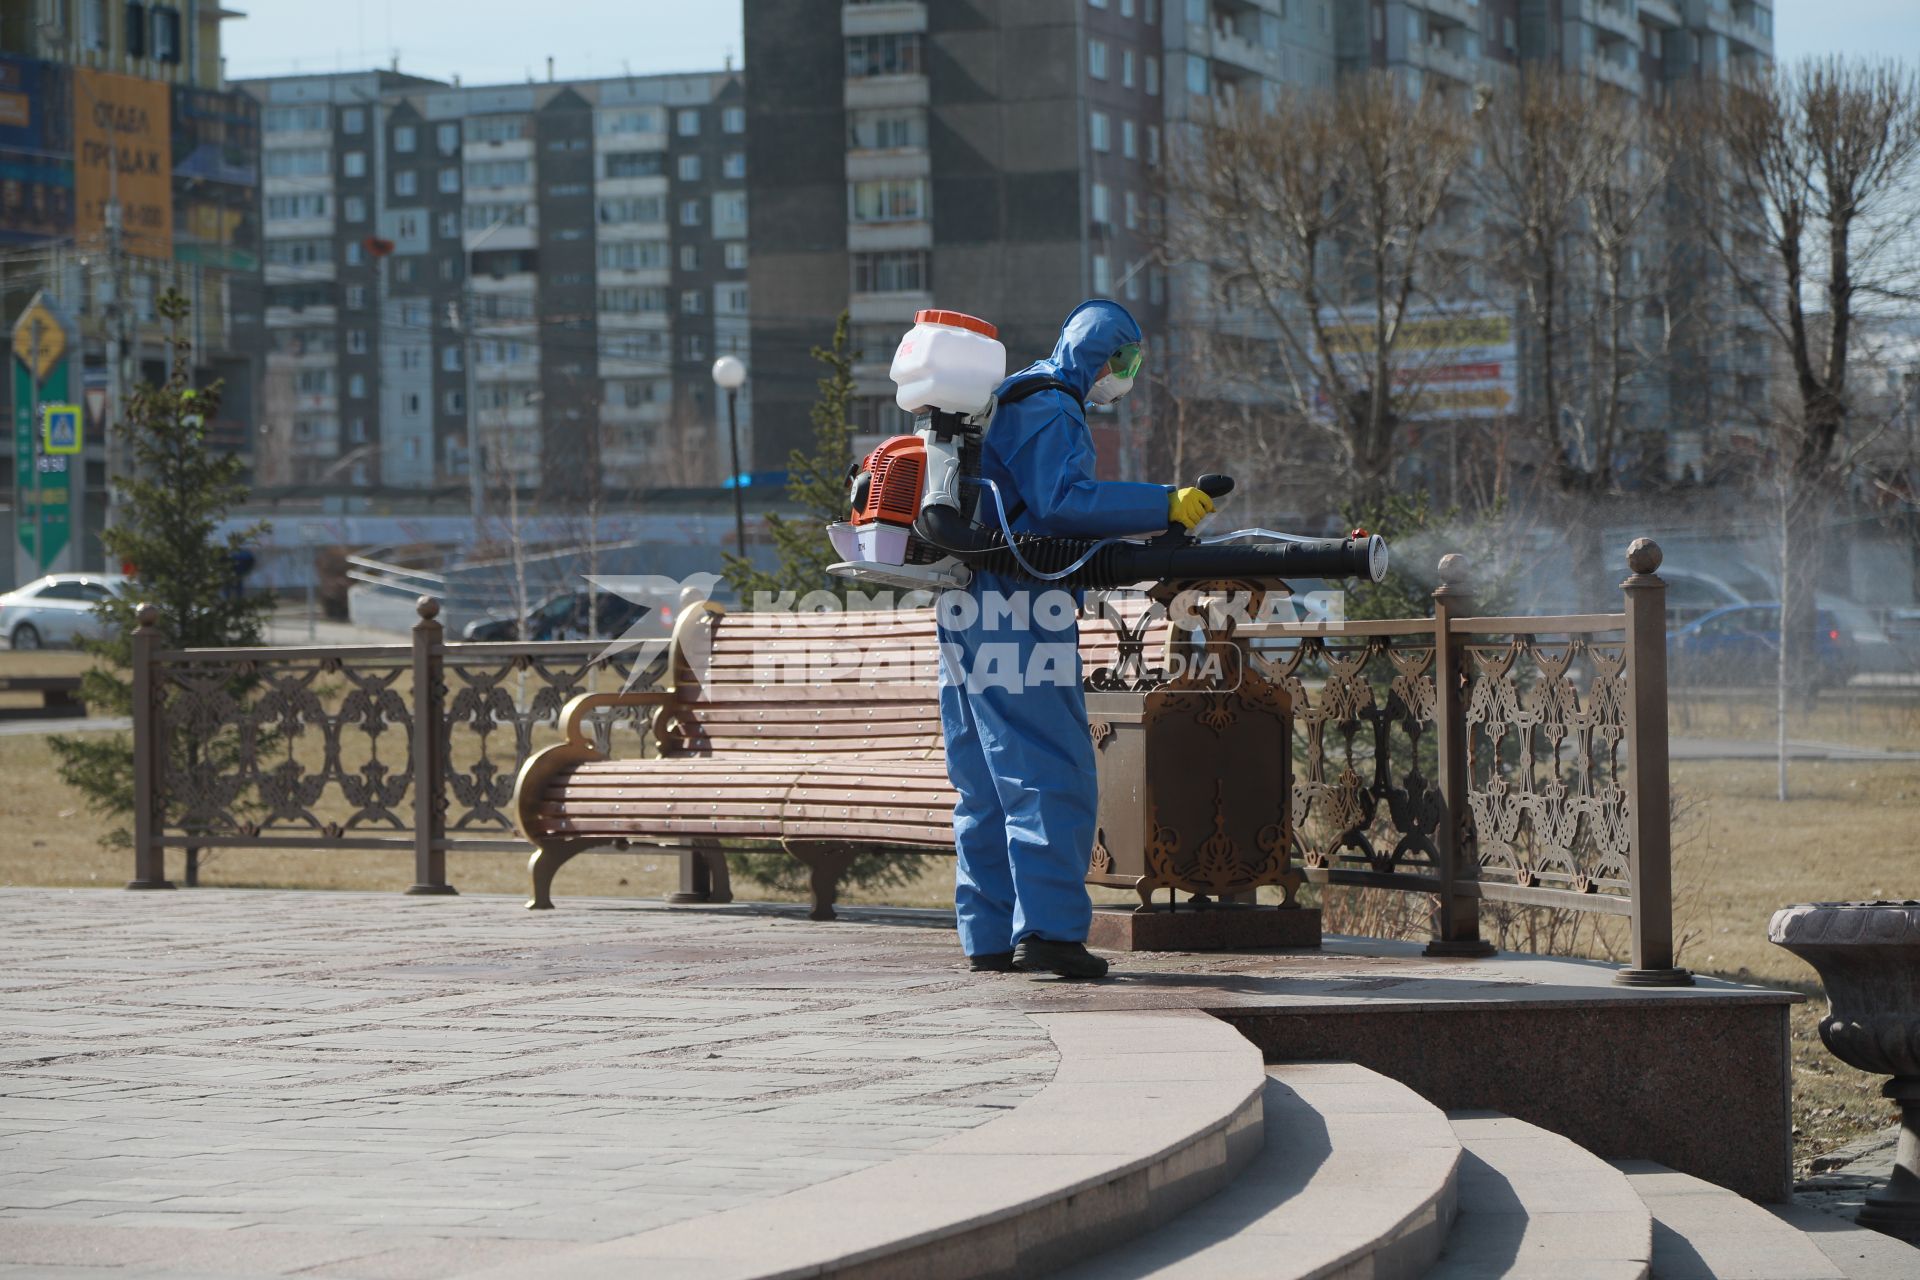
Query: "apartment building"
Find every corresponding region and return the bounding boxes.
[238,68,749,500]
[0,0,262,581]
[745,0,1173,474]
[747,0,1773,486]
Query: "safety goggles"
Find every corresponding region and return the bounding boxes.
[1107,343,1143,382]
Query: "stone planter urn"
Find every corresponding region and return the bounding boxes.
[1769,901,1920,1242]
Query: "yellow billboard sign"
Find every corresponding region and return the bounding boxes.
[73,69,172,260]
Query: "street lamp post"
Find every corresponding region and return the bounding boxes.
[711,355,748,553]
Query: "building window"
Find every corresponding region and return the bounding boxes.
[681,289,705,315]
[851,250,931,294]
[599,107,666,135]
[1121,0,1135,16]
[465,203,530,230]
[344,196,367,222]
[722,105,746,134]
[676,108,701,137]
[342,150,366,178]
[438,167,460,194]
[465,115,527,144]
[442,347,462,372]
[394,169,418,197]
[395,212,421,240]
[403,394,422,418]
[1089,39,1109,80]
[1187,57,1208,96]
[1091,183,1110,227]
[598,240,670,270]
[1125,190,1140,230]
[677,154,702,181]
[81,0,109,50]
[394,125,417,153]
[400,347,424,371]
[597,195,664,224]
[151,6,182,63]
[466,159,531,187]
[849,178,927,223]
[722,152,746,179]
[717,283,749,315]
[597,286,670,314]
[437,122,460,153]
[349,373,368,398]
[346,285,366,310]
[1093,254,1112,294]
[1122,119,1137,159]
[680,199,704,226]
[342,107,365,134]
[845,33,924,78]
[602,151,665,179]
[395,259,416,283]
[263,104,328,132]
[679,244,700,271]
[265,193,331,220]
[1090,111,1111,153]
[266,148,329,178]
[685,334,707,362]
[713,191,748,237]
[1146,55,1159,95]
[1122,48,1136,88]
[724,242,748,270]
[848,110,927,151]
[445,390,465,414]
[1147,125,1160,166]
[439,211,460,238]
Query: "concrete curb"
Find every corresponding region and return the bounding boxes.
[464,1009,1265,1280]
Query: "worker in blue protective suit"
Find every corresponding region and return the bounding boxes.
[939,300,1217,979]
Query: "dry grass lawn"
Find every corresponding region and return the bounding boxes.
[2,671,1914,1176]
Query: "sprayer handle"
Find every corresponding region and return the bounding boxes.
[1196,473,1235,499]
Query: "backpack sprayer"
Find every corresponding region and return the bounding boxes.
[825,310,1388,593]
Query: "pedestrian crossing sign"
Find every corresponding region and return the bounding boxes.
[43,403,81,455]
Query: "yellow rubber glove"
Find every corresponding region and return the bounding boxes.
[1168,486,1216,530]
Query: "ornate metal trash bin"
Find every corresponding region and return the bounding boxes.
[1082,587,1313,950]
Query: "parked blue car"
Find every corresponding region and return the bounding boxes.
[1668,604,1855,689]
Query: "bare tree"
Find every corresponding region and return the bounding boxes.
[1175,73,1473,502]
[1681,59,1920,692]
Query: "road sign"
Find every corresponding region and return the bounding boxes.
[43,404,81,455]
[11,296,65,383]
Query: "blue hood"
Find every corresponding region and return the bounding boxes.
[999,299,1142,401]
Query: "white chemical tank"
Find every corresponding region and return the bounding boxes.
[890,309,1006,419]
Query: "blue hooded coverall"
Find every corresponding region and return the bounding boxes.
[938,301,1170,958]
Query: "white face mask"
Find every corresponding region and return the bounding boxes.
[1088,373,1134,406]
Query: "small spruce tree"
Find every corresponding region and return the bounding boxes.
[722,310,859,603]
[50,289,271,850]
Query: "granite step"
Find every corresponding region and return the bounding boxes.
[1616,1160,1851,1279]
[1047,1061,1461,1279]
[1426,1111,1653,1280]
[1765,1199,1920,1280]
[467,1008,1268,1280]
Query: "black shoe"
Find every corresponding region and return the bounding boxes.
[968,951,1017,973]
[1012,938,1110,980]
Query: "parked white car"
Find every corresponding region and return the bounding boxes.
[0,574,128,649]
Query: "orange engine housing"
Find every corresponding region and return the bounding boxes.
[851,435,925,528]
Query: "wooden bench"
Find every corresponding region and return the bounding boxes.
[0,675,88,722]
[513,600,1161,919]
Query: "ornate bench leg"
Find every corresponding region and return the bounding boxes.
[701,843,734,905]
[787,843,858,922]
[527,840,587,910]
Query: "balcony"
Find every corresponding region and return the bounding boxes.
[1421,0,1481,31]
[841,1,926,37]
[1639,0,1681,28]
[1408,38,1479,85]
[847,221,933,253]
[266,305,336,328]
[844,75,929,111]
[264,262,335,286]
[1589,0,1640,41]
[1593,54,1644,95]
[848,292,932,323]
[1207,27,1274,79]
[846,149,930,183]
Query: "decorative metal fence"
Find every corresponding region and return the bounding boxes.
[1246,538,1682,981]
[125,541,1685,984]
[127,598,665,895]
